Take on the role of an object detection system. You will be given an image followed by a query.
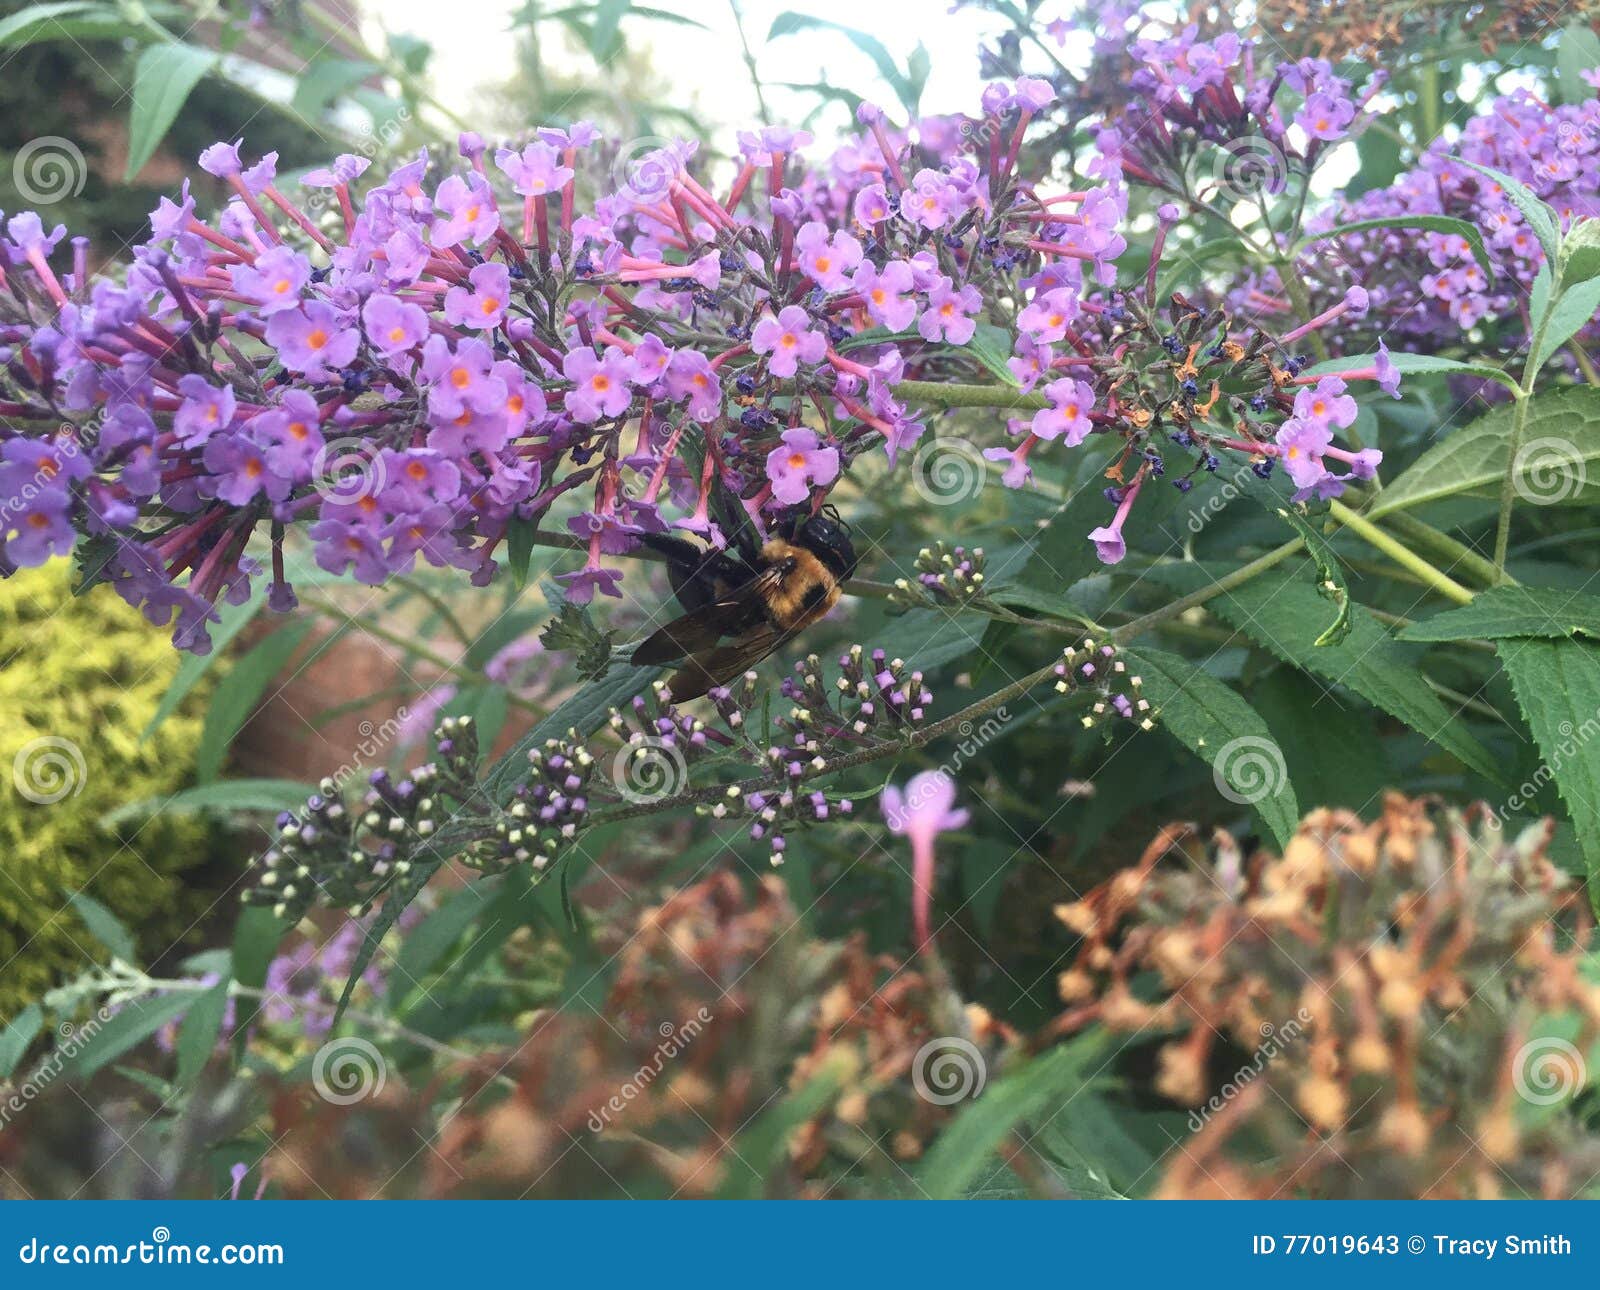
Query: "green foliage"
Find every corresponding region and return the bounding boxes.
[0,565,217,1015]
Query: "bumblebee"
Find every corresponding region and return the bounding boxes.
[630,501,859,700]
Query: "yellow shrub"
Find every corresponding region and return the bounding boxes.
[0,564,214,1015]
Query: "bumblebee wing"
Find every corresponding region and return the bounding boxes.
[665,626,785,701]
[711,479,762,564]
[630,565,784,665]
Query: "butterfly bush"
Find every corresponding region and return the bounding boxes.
[0,50,1397,655]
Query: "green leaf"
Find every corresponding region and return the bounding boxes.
[1305,349,1518,395]
[587,0,630,59]
[1534,275,1600,369]
[538,599,617,681]
[0,1005,43,1079]
[1458,160,1560,264]
[504,514,537,589]
[196,618,315,781]
[1558,22,1600,105]
[1148,562,1501,782]
[125,42,217,181]
[334,860,441,1024]
[1498,637,1600,885]
[1368,387,1600,518]
[968,322,1021,386]
[228,905,284,1053]
[1266,505,1351,646]
[144,585,267,738]
[390,879,502,1009]
[0,2,114,47]
[919,1035,1107,1199]
[64,993,196,1079]
[1399,586,1600,642]
[1126,646,1300,847]
[486,663,660,802]
[175,978,231,1084]
[101,778,313,828]
[767,12,908,107]
[290,57,379,116]
[1295,214,1493,279]
[67,890,136,963]
[717,1064,844,1199]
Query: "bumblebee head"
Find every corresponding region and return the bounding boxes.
[783,507,859,581]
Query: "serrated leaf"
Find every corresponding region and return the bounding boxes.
[1535,275,1600,369]
[1368,387,1600,518]
[175,978,230,1084]
[1498,637,1600,886]
[334,859,442,1024]
[1399,586,1600,642]
[1459,159,1559,264]
[67,890,136,963]
[126,42,217,181]
[390,878,502,1009]
[1148,562,1501,782]
[196,618,315,781]
[1126,645,1300,847]
[1296,214,1493,279]
[0,1005,43,1079]
[1305,349,1518,394]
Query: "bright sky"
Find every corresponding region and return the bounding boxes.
[367,0,1031,142]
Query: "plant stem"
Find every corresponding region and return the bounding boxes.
[1327,500,1475,604]
[892,379,1048,411]
[1494,305,1554,577]
[1378,511,1508,589]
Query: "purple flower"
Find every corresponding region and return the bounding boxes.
[430,174,499,249]
[204,433,291,506]
[563,346,634,422]
[765,427,839,505]
[628,334,675,388]
[362,293,431,358]
[1375,341,1402,398]
[853,184,893,227]
[1295,90,1356,141]
[1275,417,1334,489]
[309,517,392,584]
[231,246,311,314]
[265,301,358,378]
[174,375,238,446]
[253,391,325,483]
[918,277,981,344]
[1018,286,1078,343]
[1032,378,1096,445]
[665,350,722,422]
[899,168,961,230]
[495,141,575,197]
[752,305,827,378]
[795,221,862,292]
[1292,376,1358,432]
[853,259,917,332]
[882,770,968,948]
[443,261,510,330]
[422,335,507,419]
[2,488,73,565]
